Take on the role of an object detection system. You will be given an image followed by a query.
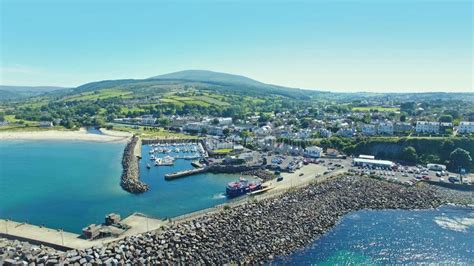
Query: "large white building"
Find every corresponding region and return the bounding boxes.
[353,158,395,169]
[416,121,439,134]
[458,121,474,134]
[184,122,205,132]
[304,146,322,158]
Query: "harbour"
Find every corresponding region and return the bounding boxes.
[0,140,243,234]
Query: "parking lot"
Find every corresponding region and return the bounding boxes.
[348,164,472,186]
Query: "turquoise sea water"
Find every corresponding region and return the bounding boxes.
[0,140,240,233]
[273,205,474,265]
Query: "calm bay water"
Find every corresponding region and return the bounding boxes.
[0,140,239,233]
[273,205,474,265]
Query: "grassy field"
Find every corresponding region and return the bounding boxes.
[352,106,399,112]
[63,88,133,102]
[110,124,197,139]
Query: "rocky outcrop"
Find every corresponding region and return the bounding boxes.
[121,136,149,193]
[1,176,445,264]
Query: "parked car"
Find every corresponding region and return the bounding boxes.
[277,176,284,182]
[448,176,460,183]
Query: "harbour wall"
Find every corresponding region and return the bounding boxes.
[120,136,149,193]
[1,176,446,264]
[426,180,474,191]
[165,164,265,181]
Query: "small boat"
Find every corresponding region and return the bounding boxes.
[150,155,155,160]
[146,164,151,169]
[155,158,162,166]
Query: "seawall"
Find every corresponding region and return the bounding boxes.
[1,176,445,264]
[120,136,149,193]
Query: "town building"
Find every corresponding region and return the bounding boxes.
[184,122,205,132]
[416,121,439,134]
[336,128,355,138]
[39,121,53,128]
[394,122,413,133]
[352,158,395,169]
[304,146,323,158]
[217,117,233,125]
[378,122,394,135]
[458,121,474,134]
[361,124,376,136]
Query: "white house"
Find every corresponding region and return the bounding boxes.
[318,128,332,138]
[378,122,394,135]
[184,122,205,132]
[416,121,439,134]
[336,128,355,138]
[361,124,376,135]
[304,146,322,158]
[141,115,156,125]
[458,121,474,134]
[218,117,233,126]
[207,126,224,136]
[254,125,272,136]
[39,121,53,128]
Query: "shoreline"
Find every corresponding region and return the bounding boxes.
[0,175,455,264]
[0,128,132,142]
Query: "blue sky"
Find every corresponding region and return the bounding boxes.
[0,0,472,92]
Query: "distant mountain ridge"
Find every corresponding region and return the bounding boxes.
[0,85,69,101]
[71,69,313,100]
[0,85,68,93]
[149,70,270,87]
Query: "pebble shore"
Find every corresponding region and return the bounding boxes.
[0,176,447,265]
[120,136,149,193]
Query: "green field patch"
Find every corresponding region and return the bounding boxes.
[212,148,233,154]
[193,96,229,106]
[352,106,399,112]
[63,88,132,102]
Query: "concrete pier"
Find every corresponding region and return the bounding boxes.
[164,168,207,180]
[0,214,166,250]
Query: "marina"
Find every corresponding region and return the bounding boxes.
[0,140,243,234]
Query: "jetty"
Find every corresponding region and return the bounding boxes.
[120,136,149,193]
[0,213,166,251]
[164,168,207,180]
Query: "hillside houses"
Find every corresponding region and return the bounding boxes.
[458,121,474,134]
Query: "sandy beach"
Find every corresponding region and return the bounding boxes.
[0,128,132,142]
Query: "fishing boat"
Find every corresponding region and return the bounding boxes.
[226,177,262,198]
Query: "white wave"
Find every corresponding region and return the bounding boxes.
[434,216,474,232]
[212,193,227,199]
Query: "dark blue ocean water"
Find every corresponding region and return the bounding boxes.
[0,141,239,233]
[273,205,474,265]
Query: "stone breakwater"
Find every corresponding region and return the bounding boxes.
[0,176,444,264]
[120,136,149,193]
